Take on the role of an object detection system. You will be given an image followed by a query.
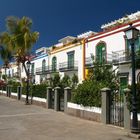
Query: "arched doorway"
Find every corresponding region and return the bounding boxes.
[96,42,106,64]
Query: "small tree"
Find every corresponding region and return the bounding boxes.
[61,75,71,88]
[50,73,61,88]
[71,73,78,89]
[72,58,119,107]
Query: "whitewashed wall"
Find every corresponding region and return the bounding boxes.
[50,43,83,82]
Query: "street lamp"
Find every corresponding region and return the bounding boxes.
[26,60,31,104]
[0,70,2,80]
[124,24,140,133]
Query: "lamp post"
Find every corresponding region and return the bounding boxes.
[26,60,31,104]
[124,24,140,133]
[0,70,2,80]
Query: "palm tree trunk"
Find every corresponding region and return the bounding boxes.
[18,64,23,87]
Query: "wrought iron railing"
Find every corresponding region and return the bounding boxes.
[36,65,58,75]
[85,54,112,67]
[112,50,140,64]
[59,61,78,71]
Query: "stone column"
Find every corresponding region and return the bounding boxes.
[64,87,71,112]
[54,87,61,111]
[6,86,9,97]
[17,86,22,100]
[101,88,111,124]
[8,86,12,97]
[46,87,52,109]
[123,88,131,130]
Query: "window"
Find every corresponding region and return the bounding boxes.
[96,42,106,64]
[31,63,34,74]
[67,51,74,68]
[42,60,46,72]
[52,57,57,71]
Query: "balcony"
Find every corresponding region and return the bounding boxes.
[36,65,58,75]
[112,50,140,65]
[85,54,112,68]
[59,61,78,72]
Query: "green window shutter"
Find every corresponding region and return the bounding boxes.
[52,57,57,71]
[42,60,46,72]
[96,43,106,64]
[120,77,128,94]
[68,53,74,68]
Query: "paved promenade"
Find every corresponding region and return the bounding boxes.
[0,96,136,140]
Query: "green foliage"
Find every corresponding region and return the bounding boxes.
[71,74,78,89]
[72,61,118,107]
[20,83,48,99]
[72,80,105,107]
[126,83,140,112]
[2,75,7,80]
[32,84,48,98]
[50,73,61,88]
[61,75,71,88]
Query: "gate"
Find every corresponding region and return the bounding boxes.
[109,76,127,127]
[110,90,124,127]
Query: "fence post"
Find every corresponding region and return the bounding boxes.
[46,87,52,109]
[54,87,61,111]
[64,87,71,112]
[6,86,9,97]
[123,88,131,130]
[17,86,22,100]
[8,85,12,97]
[101,87,111,124]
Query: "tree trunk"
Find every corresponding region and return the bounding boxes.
[18,64,23,87]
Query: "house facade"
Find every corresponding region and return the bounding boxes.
[1,11,140,88]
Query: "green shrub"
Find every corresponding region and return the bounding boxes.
[72,80,105,107]
[72,61,118,107]
[32,84,48,98]
[126,83,140,112]
[7,80,21,93]
[21,83,48,99]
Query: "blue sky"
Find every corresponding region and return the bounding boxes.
[0,0,140,51]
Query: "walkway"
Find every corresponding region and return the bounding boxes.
[0,96,136,140]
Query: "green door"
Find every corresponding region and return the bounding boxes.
[96,43,106,64]
[120,77,128,94]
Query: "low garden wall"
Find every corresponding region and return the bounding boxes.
[0,90,47,108]
[66,102,101,122]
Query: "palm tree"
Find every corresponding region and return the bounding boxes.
[0,33,12,82]
[1,16,39,104]
[5,16,39,75]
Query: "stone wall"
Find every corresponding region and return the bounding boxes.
[65,102,101,122]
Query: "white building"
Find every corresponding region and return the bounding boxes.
[1,11,140,88]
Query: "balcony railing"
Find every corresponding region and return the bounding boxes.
[36,65,58,75]
[59,61,78,72]
[112,50,140,64]
[85,54,112,67]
